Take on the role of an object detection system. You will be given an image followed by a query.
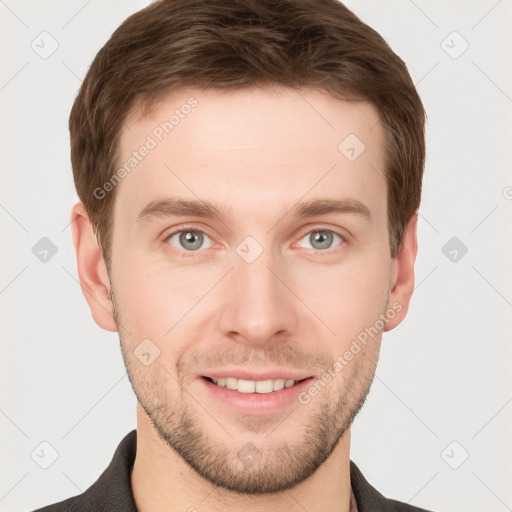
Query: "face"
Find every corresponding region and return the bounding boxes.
[106,86,399,494]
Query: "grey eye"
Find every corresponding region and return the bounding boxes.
[298,230,342,250]
[167,230,212,251]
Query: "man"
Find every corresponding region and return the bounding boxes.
[34,0,434,510]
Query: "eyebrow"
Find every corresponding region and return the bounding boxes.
[136,197,371,223]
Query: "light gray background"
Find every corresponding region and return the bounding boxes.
[1,1,511,511]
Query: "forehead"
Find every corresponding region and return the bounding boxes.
[114,85,387,229]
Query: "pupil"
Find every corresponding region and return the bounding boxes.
[311,231,332,250]
[180,231,202,250]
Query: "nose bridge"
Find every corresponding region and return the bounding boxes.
[219,240,297,345]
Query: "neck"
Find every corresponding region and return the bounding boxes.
[131,404,353,512]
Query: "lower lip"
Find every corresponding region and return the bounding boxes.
[198,377,314,415]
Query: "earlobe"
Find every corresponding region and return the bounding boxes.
[70,202,118,332]
[384,213,418,332]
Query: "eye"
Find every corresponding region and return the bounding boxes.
[166,229,213,252]
[297,229,344,251]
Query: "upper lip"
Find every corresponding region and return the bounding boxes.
[201,369,314,381]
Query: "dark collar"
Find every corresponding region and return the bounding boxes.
[35,430,433,512]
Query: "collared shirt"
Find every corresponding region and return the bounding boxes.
[32,430,435,512]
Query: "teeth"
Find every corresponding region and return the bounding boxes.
[210,377,299,393]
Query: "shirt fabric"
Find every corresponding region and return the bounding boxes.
[31,430,434,512]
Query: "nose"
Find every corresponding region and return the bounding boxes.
[218,249,299,349]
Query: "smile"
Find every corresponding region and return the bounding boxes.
[204,376,309,394]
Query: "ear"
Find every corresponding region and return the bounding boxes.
[70,202,117,332]
[384,213,418,332]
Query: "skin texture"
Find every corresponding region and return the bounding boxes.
[71,85,418,512]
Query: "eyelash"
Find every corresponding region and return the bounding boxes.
[162,226,346,257]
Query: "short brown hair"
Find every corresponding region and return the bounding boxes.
[70,0,426,270]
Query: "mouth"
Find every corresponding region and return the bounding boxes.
[201,376,311,394]
[198,374,315,414]
[198,374,315,415]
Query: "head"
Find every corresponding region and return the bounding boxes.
[70,0,425,496]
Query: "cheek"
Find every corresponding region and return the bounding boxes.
[113,259,218,341]
[291,252,391,339]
